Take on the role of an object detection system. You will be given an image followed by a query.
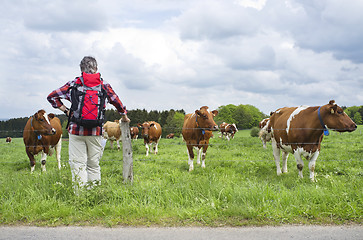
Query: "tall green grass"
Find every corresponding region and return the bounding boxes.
[0,126,362,226]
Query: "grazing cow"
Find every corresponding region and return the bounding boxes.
[23,109,62,173]
[103,119,122,150]
[166,133,175,139]
[130,126,139,140]
[219,122,238,140]
[258,118,271,149]
[182,106,219,171]
[267,100,357,181]
[138,121,162,156]
[6,137,12,143]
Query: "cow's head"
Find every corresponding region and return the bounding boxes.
[195,106,219,131]
[138,122,155,138]
[32,110,56,135]
[322,100,357,132]
[228,123,238,133]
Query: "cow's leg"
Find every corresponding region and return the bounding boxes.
[153,136,161,155]
[55,137,62,170]
[282,151,289,173]
[201,145,208,168]
[41,151,47,172]
[26,149,36,173]
[187,143,194,171]
[308,151,319,182]
[196,147,201,165]
[293,152,304,178]
[110,140,114,149]
[226,134,230,141]
[116,140,120,151]
[145,143,150,156]
[271,139,282,175]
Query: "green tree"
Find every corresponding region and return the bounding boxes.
[163,111,184,137]
[353,112,362,125]
[215,104,237,125]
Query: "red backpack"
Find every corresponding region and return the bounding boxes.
[69,72,107,128]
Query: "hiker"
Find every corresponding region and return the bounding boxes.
[47,56,129,191]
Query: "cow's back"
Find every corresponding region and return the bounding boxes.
[182,113,195,141]
[23,118,33,145]
[149,121,162,140]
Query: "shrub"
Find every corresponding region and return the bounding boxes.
[250,127,260,137]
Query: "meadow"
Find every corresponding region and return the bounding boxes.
[0,126,362,226]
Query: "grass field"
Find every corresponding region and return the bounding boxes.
[0,126,362,226]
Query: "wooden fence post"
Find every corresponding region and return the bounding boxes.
[120,120,133,183]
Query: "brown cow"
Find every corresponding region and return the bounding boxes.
[6,137,12,143]
[268,100,357,181]
[258,118,271,149]
[130,126,139,140]
[182,106,218,171]
[138,121,162,156]
[219,122,238,140]
[103,119,122,150]
[23,109,62,173]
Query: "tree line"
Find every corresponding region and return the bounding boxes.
[1,104,362,139]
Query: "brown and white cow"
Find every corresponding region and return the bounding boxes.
[267,100,357,181]
[258,118,271,149]
[6,137,12,143]
[130,126,139,140]
[23,109,62,173]
[103,119,122,150]
[138,121,162,156]
[182,106,219,171]
[219,122,238,140]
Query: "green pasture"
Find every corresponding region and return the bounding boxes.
[0,126,362,226]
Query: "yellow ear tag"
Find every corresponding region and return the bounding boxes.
[331,109,335,114]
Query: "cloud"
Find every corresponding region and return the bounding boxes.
[172,1,261,40]
[264,0,363,63]
[0,0,362,119]
[23,0,108,32]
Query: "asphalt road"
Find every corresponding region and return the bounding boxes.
[1,225,362,240]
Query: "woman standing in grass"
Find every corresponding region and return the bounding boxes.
[47,56,130,192]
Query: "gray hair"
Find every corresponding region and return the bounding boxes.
[80,56,98,74]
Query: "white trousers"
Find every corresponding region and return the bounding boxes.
[68,134,103,189]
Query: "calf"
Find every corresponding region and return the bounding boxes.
[6,137,12,143]
[103,119,122,150]
[23,109,62,172]
[268,100,356,181]
[219,122,238,140]
[138,121,162,156]
[182,106,218,171]
[130,126,139,140]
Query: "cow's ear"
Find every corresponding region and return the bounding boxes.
[150,123,155,128]
[34,112,39,120]
[212,110,218,117]
[329,100,335,105]
[195,110,202,116]
[48,113,55,119]
[137,123,142,127]
[330,104,338,114]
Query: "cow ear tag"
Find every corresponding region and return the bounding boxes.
[37,135,42,140]
[331,109,335,114]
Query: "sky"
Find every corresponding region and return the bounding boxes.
[1,0,362,119]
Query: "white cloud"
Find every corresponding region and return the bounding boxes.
[0,0,362,119]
